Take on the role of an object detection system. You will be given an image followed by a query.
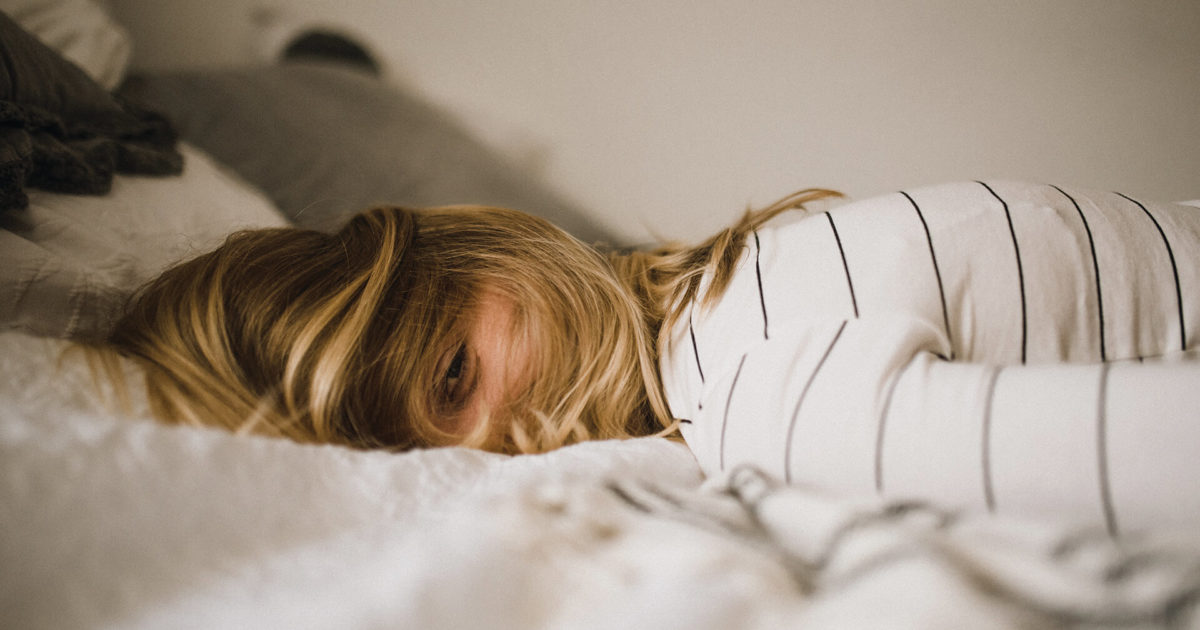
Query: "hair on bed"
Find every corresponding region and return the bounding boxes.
[96,206,670,452]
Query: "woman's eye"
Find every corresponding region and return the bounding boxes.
[446,348,466,388]
[439,345,474,407]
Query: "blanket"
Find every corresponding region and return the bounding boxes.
[4,331,1200,629]
[0,11,180,212]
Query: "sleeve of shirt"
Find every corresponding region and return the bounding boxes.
[680,314,1200,532]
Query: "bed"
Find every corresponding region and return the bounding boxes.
[3,4,1200,629]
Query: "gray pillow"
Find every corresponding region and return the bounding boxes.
[118,61,614,244]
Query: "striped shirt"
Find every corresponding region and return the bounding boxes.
[661,181,1200,533]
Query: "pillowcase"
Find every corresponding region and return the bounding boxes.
[0,143,287,340]
[118,61,616,244]
[1,0,132,90]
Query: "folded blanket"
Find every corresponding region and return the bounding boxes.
[0,11,181,212]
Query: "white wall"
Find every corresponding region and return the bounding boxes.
[109,0,1200,244]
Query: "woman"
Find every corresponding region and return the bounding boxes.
[104,191,837,454]
[104,182,1200,529]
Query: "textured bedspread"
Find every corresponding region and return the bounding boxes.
[3,332,1198,629]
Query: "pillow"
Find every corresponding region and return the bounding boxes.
[1,0,131,90]
[0,143,288,340]
[118,61,616,244]
[0,10,181,211]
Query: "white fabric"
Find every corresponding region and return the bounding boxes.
[0,0,132,89]
[0,332,708,629]
[661,181,1200,532]
[7,331,1200,629]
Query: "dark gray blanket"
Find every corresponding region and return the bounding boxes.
[0,11,181,212]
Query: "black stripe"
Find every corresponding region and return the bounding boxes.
[1116,192,1186,352]
[978,181,1028,363]
[1096,362,1119,536]
[784,321,847,482]
[718,353,748,472]
[1052,185,1107,361]
[693,311,705,410]
[901,191,954,360]
[825,213,859,318]
[873,365,905,494]
[689,317,705,383]
[981,366,1002,513]
[753,230,769,339]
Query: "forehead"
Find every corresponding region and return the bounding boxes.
[470,291,532,361]
[465,290,537,431]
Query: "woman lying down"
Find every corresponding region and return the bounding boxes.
[93,181,1200,532]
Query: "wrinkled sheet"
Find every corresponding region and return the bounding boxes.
[3,332,1199,629]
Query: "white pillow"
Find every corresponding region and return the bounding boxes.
[2,0,132,89]
[0,143,288,339]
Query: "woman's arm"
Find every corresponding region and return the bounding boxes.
[676,316,1200,533]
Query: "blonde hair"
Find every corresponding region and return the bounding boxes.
[100,189,840,454]
[608,188,843,355]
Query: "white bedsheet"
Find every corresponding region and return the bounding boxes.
[4,331,1200,629]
